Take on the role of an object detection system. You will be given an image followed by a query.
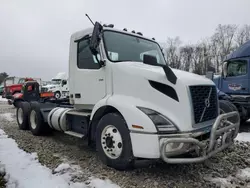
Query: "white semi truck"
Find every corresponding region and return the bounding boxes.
[41,72,69,99]
[16,21,240,170]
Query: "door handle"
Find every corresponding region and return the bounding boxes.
[242,88,247,90]
[75,93,81,98]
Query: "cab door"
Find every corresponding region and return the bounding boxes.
[72,36,106,105]
[222,58,249,94]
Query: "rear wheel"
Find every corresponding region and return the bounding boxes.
[96,113,134,170]
[29,102,50,135]
[16,102,31,130]
[13,100,22,108]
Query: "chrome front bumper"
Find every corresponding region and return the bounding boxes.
[160,111,240,163]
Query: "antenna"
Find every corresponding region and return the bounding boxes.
[85,14,94,26]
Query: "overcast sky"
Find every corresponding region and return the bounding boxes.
[0,0,249,80]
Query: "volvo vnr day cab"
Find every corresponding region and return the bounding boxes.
[16,21,240,170]
[41,72,69,99]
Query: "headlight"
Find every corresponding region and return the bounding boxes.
[137,107,179,133]
[49,86,55,89]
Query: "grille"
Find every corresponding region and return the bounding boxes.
[41,87,48,92]
[189,85,218,124]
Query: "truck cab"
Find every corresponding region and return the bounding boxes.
[4,77,34,99]
[209,40,250,122]
[214,41,250,95]
[41,72,69,99]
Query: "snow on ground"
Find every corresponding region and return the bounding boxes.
[208,133,250,187]
[208,168,250,187]
[0,96,7,102]
[0,129,120,188]
[0,113,14,122]
[235,132,250,142]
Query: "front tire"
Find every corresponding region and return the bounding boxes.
[219,100,238,123]
[54,91,61,99]
[96,113,134,170]
[16,102,31,130]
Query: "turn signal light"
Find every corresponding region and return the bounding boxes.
[132,125,144,129]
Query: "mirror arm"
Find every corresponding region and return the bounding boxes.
[94,54,105,67]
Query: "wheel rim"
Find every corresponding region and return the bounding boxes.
[55,93,60,99]
[30,110,37,129]
[17,108,23,124]
[101,125,123,159]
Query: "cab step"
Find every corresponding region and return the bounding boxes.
[64,131,85,138]
[66,110,91,117]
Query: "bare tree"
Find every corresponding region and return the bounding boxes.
[210,35,221,73]
[212,24,238,62]
[191,45,204,75]
[179,45,193,71]
[163,24,248,75]
[235,24,250,47]
[165,37,182,69]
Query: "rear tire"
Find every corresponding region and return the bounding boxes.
[96,113,134,170]
[29,102,50,136]
[16,102,31,130]
[13,100,22,108]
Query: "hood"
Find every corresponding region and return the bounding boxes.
[5,84,22,88]
[111,62,217,132]
[114,62,214,86]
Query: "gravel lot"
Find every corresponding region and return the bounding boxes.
[1,103,250,188]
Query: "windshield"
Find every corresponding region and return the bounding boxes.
[227,60,247,77]
[51,79,61,85]
[18,78,25,84]
[103,31,166,65]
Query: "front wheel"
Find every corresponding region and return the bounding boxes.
[96,113,134,170]
[219,100,239,124]
[54,91,61,99]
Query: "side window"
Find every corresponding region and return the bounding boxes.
[77,37,100,69]
[227,60,247,77]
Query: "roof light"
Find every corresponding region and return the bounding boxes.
[132,30,135,33]
[152,38,155,40]
[137,32,143,36]
[123,28,127,31]
[107,24,114,28]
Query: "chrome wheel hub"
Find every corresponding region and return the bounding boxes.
[101,125,123,159]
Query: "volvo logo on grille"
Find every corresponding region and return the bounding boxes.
[204,98,210,108]
[199,87,213,122]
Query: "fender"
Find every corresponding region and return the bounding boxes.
[90,94,157,133]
